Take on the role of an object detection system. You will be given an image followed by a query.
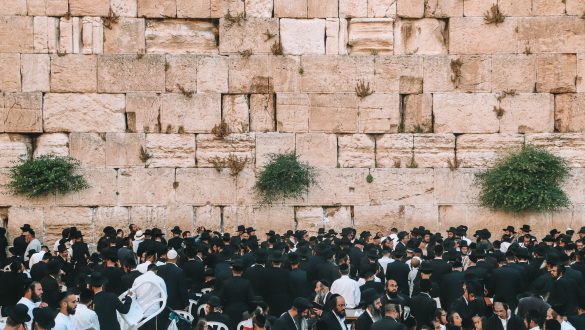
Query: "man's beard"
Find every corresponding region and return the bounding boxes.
[67,306,76,315]
[386,290,397,297]
[369,304,381,322]
[335,309,346,318]
[31,292,41,303]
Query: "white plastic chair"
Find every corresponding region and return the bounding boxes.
[2,264,10,272]
[237,320,252,330]
[196,303,206,317]
[117,280,167,330]
[188,299,198,316]
[173,310,194,323]
[207,321,229,330]
[201,287,213,294]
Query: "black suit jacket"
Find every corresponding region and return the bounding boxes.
[483,314,525,330]
[264,267,292,316]
[568,314,585,330]
[548,276,579,316]
[218,275,254,324]
[371,317,407,330]
[273,312,298,330]
[206,311,234,330]
[489,265,523,309]
[244,264,268,298]
[386,260,410,296]
[450,297,486,329]
[101,265,125,295]
[157,263,189,310]
[440,271,464,311]
[181,258,205,292]
[354,311,374,330]
[40,275,61,309]
[12,235,27,257]
[93,291,132,330]
[289,268,310,298]
[30,261,48,282]
[410,293,437,329]
[317,311,347,330]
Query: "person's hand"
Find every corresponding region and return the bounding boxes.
[127,290,133,297]
[39,302,48,308]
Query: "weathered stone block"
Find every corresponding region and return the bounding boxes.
[374,55,423,93]
[536,54,577,93]
[308,168,370,204]
[145,134,196,167]
[348,18,394,55]
[58,17,82,54]
[309,94,358,133]
[165,55,198,93]
[424,55,491,93]
[105,133,145,167]
[499,93,554,133]
[296,133,337,167]
[498,0,531,16]
[92,207,130,241]
[111,0,137,16]
[367,0,397,17]
[355,204,439,233]
[27,0,68,16]
[325,18,340,55]
[274,0,307,17]
[166,203,193,235]
[250,94,275,132]
[424,0,463,17]
[98,55,165,93]
[33,133,69,157]
[228,56,269,93]
[245,0,273,17]
[69,0,110,16]
[210,0,245,17]
[555,94,585,133]
[194,205,221,231]
[358,93,400,133]
[138,0,177,17]
[130,206,168,231]
[434,168,481,204]
[397,0,424,18]
[403,93,433,133]
[532,0,565,16]
[339,0,368,18]
[43,93,126,133]
[269,56,302,93]
[198,56,228,93]
[338,134,376,168]
[104,18,146,54]
[21,54,49,92]
[126,93,161,133]
[160,93,220,133]
[220,18,278,54]
[457,134,524,167]
[368,168,435,204]
[518,17,585,53]
[309,0,338,17]
[195,133,255,167]
[276,93,309,132]
[301,56,374,93]
[118,168,175,204]
[51,54,97,93]
[280,19,325,55]
[0,16,33,52]
[226,205,295,234]
[323,206,353,233]
[579,54,585,93]
[449,17,518,54]
[491,55,536,92]
[0,0,26,15]
[463,0,496,16]
[433,93,500,133]
[55,169,118,206]
[0,54,21,92]
[375,134,413,168]
[0,92,43,133]
[177,0,210,17]
[146,20,217,54]
[295,206,324,234]
[255,132,295,167]
[33,16,59,53]
[0,134,31,168]
[413,134,455,168]
[394,19,447,55]
[176,168,236,204]
[567,0,585,15]
[80,17,104,54]
[69,133,106,167]
[44,207,93,243]
[527,133,585,167]
[223,94,249,133]
[6,207,44,242]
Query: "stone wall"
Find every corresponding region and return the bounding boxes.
[1,0,584,244]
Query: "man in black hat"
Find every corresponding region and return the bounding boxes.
[490,251,524,311]
[316,294,347,330]
[56,244,74,288]
[410,279,436,329]
[273,297,312,330]
[205,295,233,329]
[4,304,31,330]
[289,252,310,298]
[40,260,61,309]
[386,248,410,296]
[32,306,57,330]
[89,271,132,330]
[449,281,486,329]
[101,248,125,295]
[264,250,292,316]
[548,263,579,316]
[13,224,31,258]
[218,259,254,324]
[167,226,183,251]
[244,250,269,297]
[354,288,382,330]
[71,230,90,268]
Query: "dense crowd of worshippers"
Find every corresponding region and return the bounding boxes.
[0,222,585,330]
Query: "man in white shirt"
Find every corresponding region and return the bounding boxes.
[133,263,168,328]
[16,281,44,329]
[72,289,100,330]
[377,247,394,275]
[54,292,77,330]
[136,250,156,273]
[24,229,41,262]
[132,230,145,254]
[330,264,361,309]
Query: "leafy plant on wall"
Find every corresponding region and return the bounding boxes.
[255,153,317,205]
[7,155,89,198]
[475,146,570,213]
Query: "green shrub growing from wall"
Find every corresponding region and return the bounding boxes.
[7,155,89,198]
[475,146,570,213]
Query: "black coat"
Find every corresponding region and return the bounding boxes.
[568,314,585,330]
[273,312,298,330]
[449,297,487,329]
[181,258,205,292]
[440,271,464,311]
[40,275,61,309]
[410,292,436,329]
[428,258,453,284]
[0,271,27,310]
[316,311,347,330]
[516,295,550,320]
[93,291,132,330]
[157,263,189,310]
[71,241,90,266]
[483,314,526,330]
[206,311,234,330]
[101,265,125,295]
[120,270,142,291]
[167,237,183,251]
[316,261,340,285]
[264,267,292,316]
[548,276,579,316]
[244,264,268,298]
[12,235,27,257]
[30,261,48,282]
[218,275,254,324]
[354,311,374,330]
[489,265,523,310]
[289,268,310,298]
[386,260,410,296]
[371,317,407,330]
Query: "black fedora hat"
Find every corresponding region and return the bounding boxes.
[20,224,32,231]
[358,288,380,308]
[8,304,31,324]
[171,226,182,234]
[502,225,515,233]
[237,225,246,232]
[87,271,108,287]
[520,224,531,232]
[33,307,57,329]
[578,226,585,234]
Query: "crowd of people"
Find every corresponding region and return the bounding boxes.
[1,222,585,330]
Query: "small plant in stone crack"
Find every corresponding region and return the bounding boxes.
[355,79,374,99]
[224,11,246,28]
[496,89,518,102]
[227,154,247,176]
[263,29,276,41]
[493,106,505,119]
[298,66,304,75]
[211,120,231,139]
[406,156,418,168]
[523,46,532,55]
[164,61,170,71]
[484,4,505,25]
[102,8,119,30]
[393,159,402,168]
[447,156,460,171]
[366,172,374,183]
[370,50,379,56]
[450,58,463,87]
[239,49,253,59]
[209,156,227,172]
[139,146,152,163]
[271,41,283,55]
[176,83,194,98]
[413,125,425,133]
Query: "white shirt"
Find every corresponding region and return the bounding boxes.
[72,303,100,330]
[561,320,576,330]
[377,256,394,274]
[136,260,152,274]
[54,312,76,330]
[17,297,39,330]
[133,271,167,316]
[132,239,143,254]
[29,251,45,268]
[25,238,41,261]
[331,275,361,308]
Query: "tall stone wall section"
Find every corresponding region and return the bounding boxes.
[1,0,585,244]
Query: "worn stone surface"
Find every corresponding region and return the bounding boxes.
[491,55,536,92]
[21,54,49,92]
[375,134,413,168]
[374,56,423,93]
[301,56,374,93]
[0,134,31,168]
[220,18,278,54]
[0,16,33,53]
[51,55,97,93]
[555,94,585,133]
[526,134,585,168]
[0,92,43,133]
[424,0,463,17]
[449,17,518,54]
[145,134,196,167]
[176,168,236,204]
[250,94,275,132]
[105,133,145,167]
[177,0,211,17]
[358,94,401,133]
[98,55,165,93]
[222,94,249,133]
[433,93,500,133]
[0,54,21,92]
[69,133,106,167]
[308,93,359,133]
[255,132,295,167]
[397,0,424,18]
[138,0,177,17]
[403,93,433,133]
[309,0,338,17]
[338,134,376,168]
[196,134,255,167]
[160,93,221,133]
[276,93,309,132]
[280,19,325,55]
[34,133,69,157]
[104,18,146,54]
[413,134,455,168]
[146,20,218,54]
[118,168,175,204]
[126,93,161,133]
[296,133,337,168]
[394,19,447,55]
[457,134,525,168]
[198,56,229,93]
[499,93,554,133]
[55,169,118,206]
[165,55,198,94]
[518,17,585,53]
[348,19,394,55]
[536,54,577,93]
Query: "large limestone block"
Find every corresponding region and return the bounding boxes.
[536,54,577,93]
[1,0,26,15]
[69,133,106,167]
[219,18,278,54]
[111,0,138,16]
[339,0,367,18]
[0,92,43,133]
[6,207,44,242]
[354,204,439,233]
[98,55,165,93]
[0,54,21,92]
[69,0,109,16]
[269,56,302,93]
[403,93,433,133]
[579,54,585,93]
[375,134,413,168]
[394,19,447,55]
[449,17,518,54]
[176,168,236,204]
[33,133,69,157]
[368,168,435,204]
[0,134,31,168]
[234,168,261,205]
[295,206,324,234]
[367,0,397,17]
[146,19,217,54]
[274,0,307,17]
[491,55,536,92]
[498,0,531,16]
[325,18,340,55]
[250,94,275,132]
[301,56,374,93]
[194,205,221,231]
[255,132,295,167]
[413,134,455,168]
[397,0,424,18]
[424,0,463,17]
[564,169,585,204]
[126,93,161,133]
[104,18,146,54]
[309,0,338,17]
[567,0,585,15]
[347,18,394,55]
[130,206,168,231]
[226,205,295,234]
[55,169,118,206]
[323,206,353,234]
[50,54,97,93]
[308,94,359,133]
[43,94,126,133]
[58,17,82,55]
[160,93,220,133]
[198,56,228,93]
[21,54,49,92]
[499,93,554,133]
[532,0,566,16]
[457,134,524,168]
[434,168,481,204]
[80,17,104,54]
[338,134,376,168]
[27,0,68,16]
[210,0,245,17]
[165,55,198,94]
[105,133,145,167]
[177,0,211,17]
[0,16,33,52]
[145,134,196,167]
[280,19,325,55]
[374,55,423,93]
[518,17,585,53]
[166,203,193,234]
[44,207,93,243]
[92,207,130,242]
[433,93,500,133]
[33,16,60,53]
[556,94,585,133]
[245,0,273,17]
[276,93,309,132]
[296,133,337,167]
[308,168,370,205]
[526,133,585,167]
[118,168,174,204]
[138,0,177,17]
[462,0,496,16]
[228,56,300,93]
[424,55,492,93]
[358,94,401,133]
[222,94,249,133]
[195,133,255,167]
